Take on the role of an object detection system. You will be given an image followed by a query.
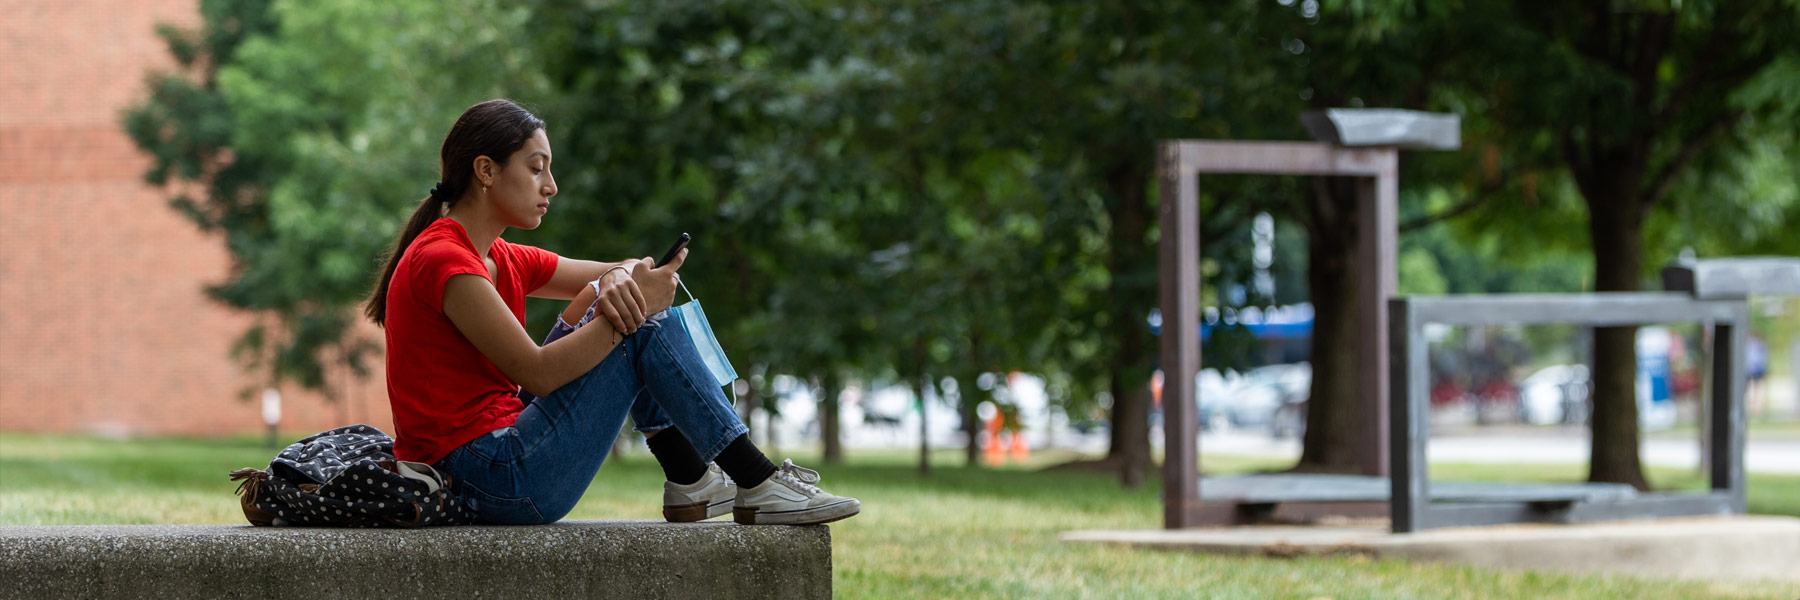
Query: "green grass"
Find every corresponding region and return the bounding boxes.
[1649,418,1800,441]
[3,434,1797,598]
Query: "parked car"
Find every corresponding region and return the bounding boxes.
[1249,363,1311,439]
[1270,386,1308,440]
[1219,362,1310,432]
[1519,364,1591,425]
[1195,369,1237,431]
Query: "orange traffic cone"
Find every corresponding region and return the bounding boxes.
[982,412,1006,466]
[1009,428,1030,462]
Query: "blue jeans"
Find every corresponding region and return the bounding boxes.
[433,310,748,525]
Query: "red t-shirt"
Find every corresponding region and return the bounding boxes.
[384,218,559,464]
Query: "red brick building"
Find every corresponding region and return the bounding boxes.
[1,1,393,437]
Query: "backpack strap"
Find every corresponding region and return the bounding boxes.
[228,469,275,526]
[391,461,446,494]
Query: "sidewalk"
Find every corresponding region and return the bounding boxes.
[1063,515,1800,583]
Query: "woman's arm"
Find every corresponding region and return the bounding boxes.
[533,256,649,334]
[442,250,686,397]
[444,274,622,397]
[530,256,634,300]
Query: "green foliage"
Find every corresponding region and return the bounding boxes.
[520,0,1293,425]
[126,0,550,391]
[125,0,1799,478]
[1435,0,1800,276]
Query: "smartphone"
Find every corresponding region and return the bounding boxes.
[656,233,691,268]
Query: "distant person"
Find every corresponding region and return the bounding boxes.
[365,99,858,526]
[1747,335,1768,419]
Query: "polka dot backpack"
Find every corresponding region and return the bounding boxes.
[229,424,471,527]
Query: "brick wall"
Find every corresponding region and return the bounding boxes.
[0,0,394,437]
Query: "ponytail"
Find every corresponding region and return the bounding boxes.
[363,99,545,327]
[364,194,447,326]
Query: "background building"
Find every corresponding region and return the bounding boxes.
[0,0,392,436]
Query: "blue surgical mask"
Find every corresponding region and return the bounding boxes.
[670,280,738,388]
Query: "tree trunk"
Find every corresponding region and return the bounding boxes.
[819,374,843,465]
[1296,178,1367,473]
[964,380,981,467]
[916,376,932,476]
[1586,195,1651,490]
[1115,380,1152,487]
[740,370,759,446]
[1103,161,1154,488]
[965,332,984,468]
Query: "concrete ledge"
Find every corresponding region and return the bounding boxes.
[1063,515,1800,583]
[0,520,831,599]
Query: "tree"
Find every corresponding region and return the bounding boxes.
[1234,0,1800,481]
[528,1,1347,482]
[526,0,929,464]
[830,0,1294,486]
[138,1,1797,491]
[526,1,1127,472]
[1200,0,1482,473]
[1442,0,1800,488]
[125,0,551,394]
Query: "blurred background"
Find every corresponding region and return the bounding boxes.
[3,0,1798,486]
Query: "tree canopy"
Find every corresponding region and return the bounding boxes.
[128,0,1800,483]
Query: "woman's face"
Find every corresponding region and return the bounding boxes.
[483,128,557,230]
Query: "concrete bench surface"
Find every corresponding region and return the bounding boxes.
[0,520,830,600]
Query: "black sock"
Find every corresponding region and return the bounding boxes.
[712,434,778,489]
[644,428,709,485]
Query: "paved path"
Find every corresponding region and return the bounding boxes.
[1063,515,1800,584]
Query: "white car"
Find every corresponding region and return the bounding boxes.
[1223,363,1310,429]
[1518,364,1590,425]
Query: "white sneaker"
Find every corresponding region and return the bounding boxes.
[733,459,861,525]
[663,463,735,522]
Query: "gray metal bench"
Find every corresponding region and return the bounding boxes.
[1389,257,1800,532]
[1195,474,1640,524]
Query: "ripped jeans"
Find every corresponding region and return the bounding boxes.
[432,309,748,525]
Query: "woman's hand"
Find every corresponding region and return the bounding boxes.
[594,260,649,334]
[633,248,686,315]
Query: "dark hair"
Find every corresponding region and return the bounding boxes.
[365,99,545,326]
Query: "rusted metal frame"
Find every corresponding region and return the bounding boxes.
[1159,141,1400,529]
[1171,140,1396,176]
[1158,142,1203,529]
[1356,162,1399,477]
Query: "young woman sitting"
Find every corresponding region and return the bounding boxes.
[366,99,859,526]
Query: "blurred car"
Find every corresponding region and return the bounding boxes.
[1270,386,1308,440]
[1212,362,1310,432]
[1519,364,1591,425]
[1195,369,1238,431]
[1256,363,1312,439]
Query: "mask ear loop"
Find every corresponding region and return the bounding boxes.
[671,277,736,400]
